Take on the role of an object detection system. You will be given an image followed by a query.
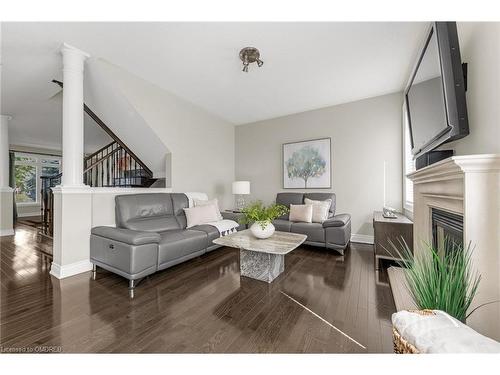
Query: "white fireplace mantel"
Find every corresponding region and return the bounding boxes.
[408,154,500,340]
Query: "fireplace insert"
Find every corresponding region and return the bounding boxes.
[431,208,464,255]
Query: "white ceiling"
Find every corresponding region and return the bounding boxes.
[1,22,427,148]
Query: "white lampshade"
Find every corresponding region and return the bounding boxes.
[232,181,250,195]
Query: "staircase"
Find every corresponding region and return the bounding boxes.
[40,80,159,237]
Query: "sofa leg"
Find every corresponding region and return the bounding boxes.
[91,264,97,280]
[128,277,145,299]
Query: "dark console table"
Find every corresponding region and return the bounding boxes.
[373,211,413,270]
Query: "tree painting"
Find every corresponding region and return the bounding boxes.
[286,145,327,188]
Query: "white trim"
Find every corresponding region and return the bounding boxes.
[49,260,93,279]
[350,233,374,244]
[0,186,13,193]
[17,211,41,218]
[89,187,172,194]
[16,202,39,207]
[61,42,91,59]
[0,229,15,236]
[51,185,91,194]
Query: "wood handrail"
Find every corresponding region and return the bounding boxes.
[52,80,153,177]
[85,140,116,162]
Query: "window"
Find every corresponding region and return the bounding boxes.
[403,104,415,212]
[14,152,61,205]
[14,164,37,203]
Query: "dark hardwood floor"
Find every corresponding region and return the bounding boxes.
[0,225,396,353]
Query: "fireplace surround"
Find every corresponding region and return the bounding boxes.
[408,154,500,340]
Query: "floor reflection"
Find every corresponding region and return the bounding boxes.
[1,226,396,353]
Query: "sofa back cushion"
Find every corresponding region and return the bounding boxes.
[115,193,189,232]
[276,193,304,220]
[304,192,336,217]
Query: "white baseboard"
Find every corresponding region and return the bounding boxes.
[0,229,15,236]
[50,260,93,279]
[17,211,41,218]
[351,233,374,244]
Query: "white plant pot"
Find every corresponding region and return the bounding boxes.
[250,221,275,239]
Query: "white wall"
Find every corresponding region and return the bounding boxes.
[235,92,403,239]
[446,23,500,155]
[88,60,235,209]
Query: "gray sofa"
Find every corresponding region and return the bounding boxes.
[90,193,243,291]
[272,192,351,255]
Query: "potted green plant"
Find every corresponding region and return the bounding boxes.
[240,201,289,239]
[389,238,481,322]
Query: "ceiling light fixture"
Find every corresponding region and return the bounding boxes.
[239,47,264,73]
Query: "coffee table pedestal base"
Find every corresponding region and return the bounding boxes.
[240,249,285,283]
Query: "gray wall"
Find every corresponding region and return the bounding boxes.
[445,22,500,155]
[235,92,403,239]
[86,60,235,209]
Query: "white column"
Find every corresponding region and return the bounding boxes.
[0,115,11,188]
[51,44,92,278]
[60,43,90,188]
[0,115,14,236]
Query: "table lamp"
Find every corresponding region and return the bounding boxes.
[232,181,250,211]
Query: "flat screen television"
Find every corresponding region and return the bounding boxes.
[404,22,469,158]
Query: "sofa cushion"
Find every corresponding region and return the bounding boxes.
[276,193,304,220]
[273,219,293,232]
[115,193,181,232]
[304,198,332,223]
[190,224,220,244]
[184,205,220,228]
[289,204,313,223]
[158,229,208,266]
[171,193,190,229]
[304,193,336,216]
[193,198,223,220]
[91,226,160,245]
[290,222,325,243]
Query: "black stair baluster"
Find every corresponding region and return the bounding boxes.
[100,149,104,187]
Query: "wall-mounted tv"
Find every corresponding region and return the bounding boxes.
[404,22,469,158]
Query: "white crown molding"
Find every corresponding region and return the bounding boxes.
[351,234,374,245]
[453,154,500,172]
[50,260,93,279]
[408,154,500,184]
[0,229,15,237]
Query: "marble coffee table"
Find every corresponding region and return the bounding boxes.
[212,229,306,283]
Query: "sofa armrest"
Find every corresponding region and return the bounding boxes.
[322,213,351,228]
[221,211,244,222]
[91,226,161,245]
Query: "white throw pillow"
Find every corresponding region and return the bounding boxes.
[304,198,332,223]
[184,205,220,228]
[193,198,223,220]
[289,204,313,223]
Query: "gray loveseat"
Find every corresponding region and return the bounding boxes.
[90,193,242,291]
[272,192,351,255]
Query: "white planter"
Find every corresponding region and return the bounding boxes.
[250,221,275,239]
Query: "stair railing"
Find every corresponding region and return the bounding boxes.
[39,80,158,237]
[40,173,62,237]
